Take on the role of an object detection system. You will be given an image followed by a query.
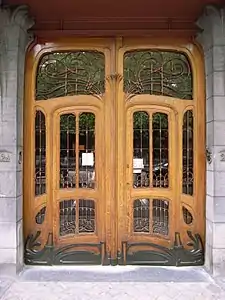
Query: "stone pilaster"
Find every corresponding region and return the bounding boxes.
[0,5,34,272]
[197,5,225,277]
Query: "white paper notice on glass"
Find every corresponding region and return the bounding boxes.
[82,152,94,166]
[133,158,144,173]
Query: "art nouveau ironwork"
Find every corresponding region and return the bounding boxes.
[36,51,105,100]
[183,110,194,195]
[24,40,204,267]
[35,111,46,196]
[124,50,192,99]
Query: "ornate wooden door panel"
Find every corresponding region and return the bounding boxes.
[24,38,205,266]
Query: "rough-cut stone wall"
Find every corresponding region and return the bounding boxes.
[0,5,33,272]
[197,5,225,277]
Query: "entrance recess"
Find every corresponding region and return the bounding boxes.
[24,38,205,266]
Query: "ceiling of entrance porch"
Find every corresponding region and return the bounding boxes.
[2,0,224,38]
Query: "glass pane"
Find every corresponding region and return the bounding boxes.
[153,113,169,188]
[133,112,149,188]
[124,50,192,99]
[35,111,46,196]
[36,51,105,100]
[182,206,193,225]
[79,113,95,189]
[133,199,150,233]
[152,199,169,236]
[35,206,46,224]
[60,114,76,188]
[182,110,194,195]
[79,199,95,233]
[59,199,76,236]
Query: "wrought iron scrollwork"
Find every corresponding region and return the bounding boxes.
[124,50,192,99]
[119,231,204,266]
[36,51,105,100]
[24,231,108,265]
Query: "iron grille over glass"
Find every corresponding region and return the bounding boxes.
[60,114,76,189]
[59,199,76,236]
[35,111,46,196]
[182,110,194,195]
[133,199,150,232]
[133,198,169,236]
[59,112,95,189]
[153,113,169,188]
[79,113,95,189]
[133,111,169,188]
[133,111,149,188]
[59,199,95,236]
[152,199,169,236]
[124,50,192,99]
[36,51,105,100]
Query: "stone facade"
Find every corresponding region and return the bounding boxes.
[0,5,33,271]
[0,3,225,276]
[197,5,225,277]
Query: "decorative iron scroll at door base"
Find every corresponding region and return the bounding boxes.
[24,232,109,265]
[25,231,204,266]
[118,231,204,266]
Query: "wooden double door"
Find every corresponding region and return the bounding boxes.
[24,38,205,266]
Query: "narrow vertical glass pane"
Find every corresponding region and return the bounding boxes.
[60,114,76,188]
[133,112,149,188]
[152,113,169,188]
[133,199,150,232]
[183,110,194,195]
[59,199,76,236]
[79,113,95,188]
[35,111,46,196]
[79,199,95,233]
[152,199,169,236]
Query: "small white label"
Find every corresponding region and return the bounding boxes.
[82,152,94,166]
[133,158,144,169]
[0,151,11,162]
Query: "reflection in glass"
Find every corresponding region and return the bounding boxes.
[133,199,150,232]
[59,199,76,236]
[79,113,95,189]
[152,199,169,236]
[124,50,192,99]
[153,113,169,188]
[79,199,95,233]
[59,199,96,236]
[133,112,149,188]
[36,51,105,100]
[35,206,46,224]
[183,110,194,195]
[35,111,46,196]
[60,114,76,188]
[182,206,193,225]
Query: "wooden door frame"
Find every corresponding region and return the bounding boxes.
[23,37,206,265]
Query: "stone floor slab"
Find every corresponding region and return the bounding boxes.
[1,266,225,300]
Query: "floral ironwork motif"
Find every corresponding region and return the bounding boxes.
[124,50,192,99]
[59,199,95,236]
[119,231,204,266]
[133,198,169,236]
[36,51,105,100]
[35,111,46,196]
[183,110,194,195]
